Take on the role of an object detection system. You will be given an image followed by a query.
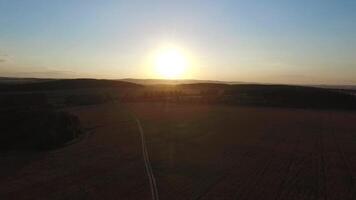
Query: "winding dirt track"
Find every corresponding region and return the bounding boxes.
[134,116,160,200]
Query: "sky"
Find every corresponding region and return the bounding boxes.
[0,0,356,84]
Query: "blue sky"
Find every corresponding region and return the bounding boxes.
[0,0,355,84]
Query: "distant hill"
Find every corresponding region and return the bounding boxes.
[0,77,54,84]
[177,83,356,110]
[178,82,232,89]
[312,84,356,90]
[119,78,245,85]
[2,77,355,90]
[0,78,355,110]
[0,79,142,92]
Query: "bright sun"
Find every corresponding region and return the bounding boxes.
[154,48,188,79]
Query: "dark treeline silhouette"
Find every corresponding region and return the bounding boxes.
[0,93,49,109]
[0,93,83,151]
[0,108,83,151]
[222,84,356,110]
[118,83,356,110]
[65,94,115,106]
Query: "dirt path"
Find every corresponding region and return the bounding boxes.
[134,116,160,200]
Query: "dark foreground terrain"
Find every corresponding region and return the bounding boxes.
[0,102,355,199]
[0,79,356,199]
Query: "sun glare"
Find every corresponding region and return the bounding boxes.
[154,48,188,79]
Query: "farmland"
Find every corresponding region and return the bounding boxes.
[126,103,356,200]
[1,100,355,199]
[1,79,356,199]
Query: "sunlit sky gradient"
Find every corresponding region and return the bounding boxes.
[0,0,356,84]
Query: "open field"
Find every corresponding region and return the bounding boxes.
[0,103,150,199]
[1,102,355,199]
[127,103,356,200]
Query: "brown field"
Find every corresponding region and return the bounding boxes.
[1,102,356,199]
